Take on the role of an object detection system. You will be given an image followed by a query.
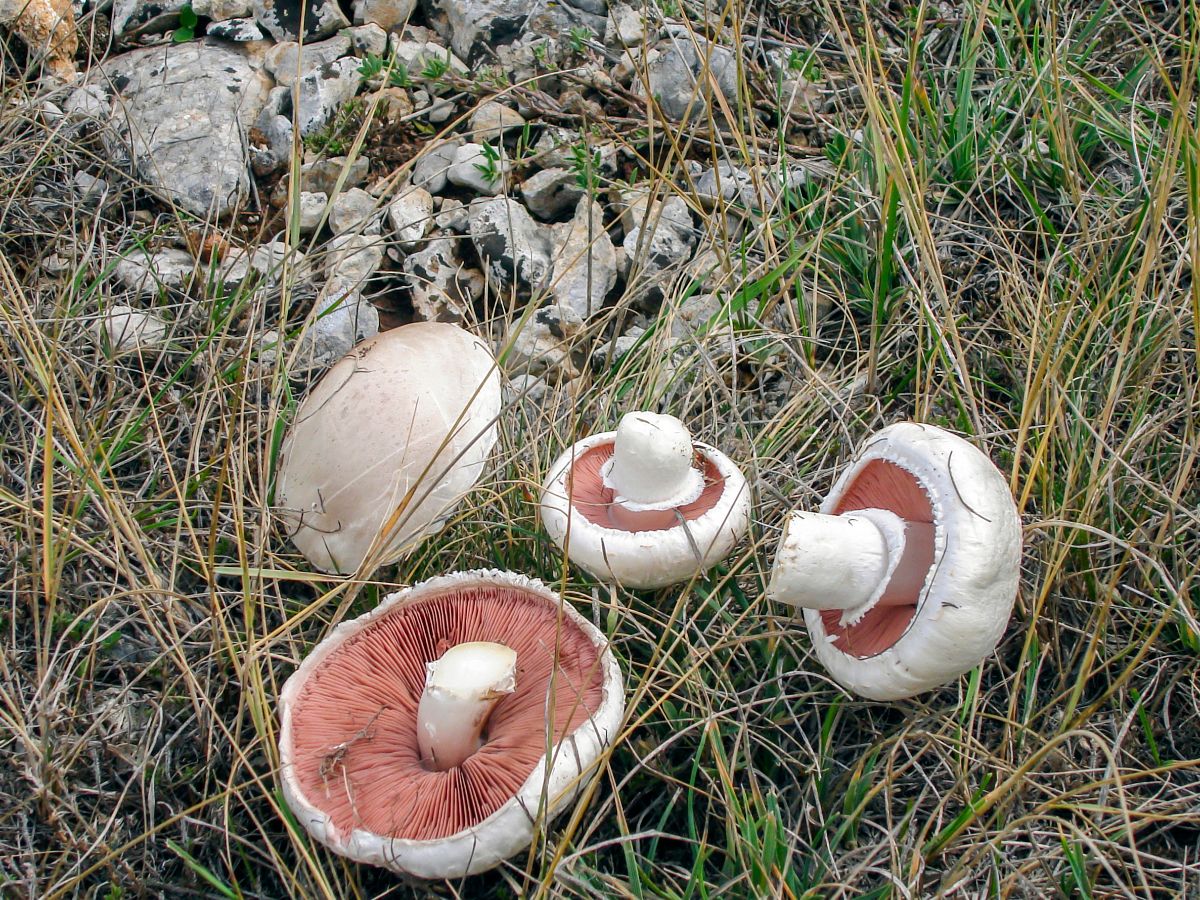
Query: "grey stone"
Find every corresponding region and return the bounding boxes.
[325,232,384,285]
[469,197,553,296]
[387,186,433,249]
[300,283,379,368]
[549,197,615,319]
[504,372,548,405]
[264,35,352,86]
[622,192,695,282]
[346,22,388,56]
[253,0,348,42]
[387,37,467,78]
[434,197,468,232]
[73,171,109,204]
[98,41,272,218]
[528,127,617,176]
[301,156,371,195]
[505,302,585,380]
[696,161,758,210]
[329,187,380,234]
[112,0,186,38]
[92,305,170,356]
[447,143,509,194]
[468,100,525,142]
[402,234,475,323]
[563,0,604,17]
[411,140,460,194]
[297,191,328,232]
[63,84,108,122]
[605,1,642,45]
[207,16,265,39]
[520,167,583,219]
[249,113,292,177]
[114,248,196,296]
[217,241,309,289]
[637,28,738,121]
[294,57,363,137]
[426,97,455,124]
[353,0,414,30]
[590,324,644,370]
[421,0,537,63]
[192,0,252,18]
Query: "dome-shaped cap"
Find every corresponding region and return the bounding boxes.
[278,570,625,879]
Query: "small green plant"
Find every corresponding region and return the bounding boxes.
[387,61,410,88]
[569,142,602,193]
[172,3,197,42]
[568,26,594,54]
[357,52,385,81]
[420,53,450,81]
[473,142,502,185]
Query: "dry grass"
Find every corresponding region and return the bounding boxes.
[2,0,1199,896]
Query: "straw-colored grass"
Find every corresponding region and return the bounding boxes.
[2,0,1198,896]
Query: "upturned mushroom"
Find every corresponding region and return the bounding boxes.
[274,322,501,575]
[279,569,625,879]
[540,411,751,589]
[767,422,1022,700]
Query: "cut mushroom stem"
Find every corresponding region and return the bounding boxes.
[769,508,935,620]
[417,641,517,771]
[599,411,705,531]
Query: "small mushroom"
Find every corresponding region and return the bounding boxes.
[767,423,1022,700]
[278,569,625,879]
[275,322,501,575]
[540,411,751,589]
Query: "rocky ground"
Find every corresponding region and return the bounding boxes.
[2,0,1199,896]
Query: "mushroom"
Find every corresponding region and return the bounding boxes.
[767,422,1022,700]
[275,322,502,575]
[279,569,625,879]
[540,411,751,589]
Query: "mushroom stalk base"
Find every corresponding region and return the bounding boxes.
[417,641,517,771]
[768,508,934,619]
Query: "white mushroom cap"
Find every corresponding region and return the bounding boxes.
[771,423,1022,700]
[274,322,502,574]
[540,424,751,590]
[278,569,625,880]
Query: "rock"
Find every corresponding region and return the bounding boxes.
[249,114,292,176]
[505,303,584,380]
[590,324,644,370]
[388,37,467,79]
[217,241,308,289]
[469,197,553,296]
[300,282,379,368]
[297,191,328,232]
[523,0,605,48]
[294,58,363,137]
[447,143,509,194]
[563,0,604,17]
[621,192,695,283]
[301,156,371,195]
[411,140,460,194]
[504,372,549,406]
[114,248,196,296]
[207,16,265,39]
[520,167,583,219]
[325,232,384,285]
[426,97,455,123]
[528,127,617,176]
[329,187,380,234]
[346,22,388,56]
[73,171,109,205]
[111,0,186,39]
[369,86,415,122]
[605,1,642,45]
[192,0,252,18]
[387,186,433,249]
[434,197,468,232]
[264,34,352,86]
[469,100,525,142]
[64,84,109,122]
[353,0,413,30]
[253,0,348,42]
[696,161,758,210]
[402,234,476,323]
[637,28,738,121]
[421,0,536,63]
[0,0,77,79]
[92,305,170,356]
[549,197,615,319]
[777,75,821,121]
[98,41,271,219]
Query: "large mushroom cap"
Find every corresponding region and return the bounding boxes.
[773,423,1022,701]
[278,570,625,879]
[539,419,751,590]
[274,322,501,575]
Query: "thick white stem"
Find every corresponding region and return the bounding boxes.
[417,641,517,771]
[768,508,923,613]
[601,412,704,524]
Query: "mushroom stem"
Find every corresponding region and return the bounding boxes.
[600,412,704,529]
[417,641,517,771]
[767,508,935,616]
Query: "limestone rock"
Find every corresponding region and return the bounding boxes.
[469,197,553,296]
[387,186,434,249]
[253,0,348,42]
[549,197,615,319]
